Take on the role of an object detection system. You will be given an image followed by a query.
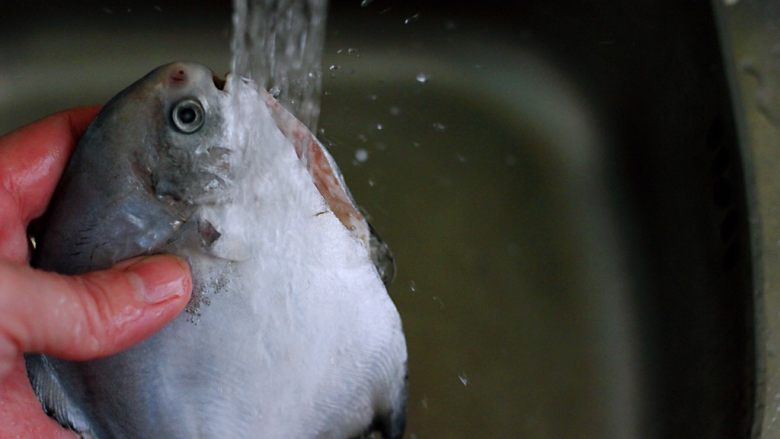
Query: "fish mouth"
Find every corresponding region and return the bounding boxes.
[212,73,227,91]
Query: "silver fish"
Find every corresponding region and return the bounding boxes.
[26,62,407,439]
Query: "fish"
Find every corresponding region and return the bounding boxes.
[25,62,407,439]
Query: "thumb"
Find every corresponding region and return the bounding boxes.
[0,255,191,375]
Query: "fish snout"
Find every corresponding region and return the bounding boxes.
[156,62,226,94]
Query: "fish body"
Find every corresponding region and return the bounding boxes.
[26,62,407,439]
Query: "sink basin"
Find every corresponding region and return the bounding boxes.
[0,1,758,438]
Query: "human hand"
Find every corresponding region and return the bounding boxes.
[0,108,193,437]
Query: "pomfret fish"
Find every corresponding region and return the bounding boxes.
[25,62,407,439]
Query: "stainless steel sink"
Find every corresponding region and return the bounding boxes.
[0,1,763,438]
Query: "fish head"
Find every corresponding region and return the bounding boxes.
[146,62,231,206]
[31,63,235,272]
[93,62,232,209]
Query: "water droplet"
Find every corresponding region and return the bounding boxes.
[328,64,340,71]
[409,280,417,292]
[458,373,469,386]
[412,141,421,148]
[357,134,368,143]
[389,106,401,116]
[420,395,428,409]
[347,47,359,55]
[317,127,326,135]
[415,72,429,84]
[368,179,376,187]
[269,86,281,98]
[375,123,384,131]
[403,13,420,24]
[432,122,446,132]
[456,153,467,163]
[368,94,378,101]
[355,148,369,162]
[360,0,374,7]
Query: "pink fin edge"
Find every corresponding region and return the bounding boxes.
[261,89,371,247]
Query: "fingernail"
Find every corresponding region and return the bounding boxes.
[124,255,190,304]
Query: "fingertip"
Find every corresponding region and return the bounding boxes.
[120,255,192,305]
[64,106,101,139]
[0,257,192,362]
[66,255,193,358]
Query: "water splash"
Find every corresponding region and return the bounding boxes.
[355,148,369,162]
[231,0,328,130]
[403,13,420,25]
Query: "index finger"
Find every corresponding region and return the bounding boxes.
[0,106,100,223]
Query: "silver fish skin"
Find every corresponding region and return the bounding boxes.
[26,62,407,439]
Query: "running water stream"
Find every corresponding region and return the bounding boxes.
[230,0,329,131]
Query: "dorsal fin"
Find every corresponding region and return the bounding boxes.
[262,90,397,285]
[261,89,371,246]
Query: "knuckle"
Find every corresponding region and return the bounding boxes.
[0,325,20,366]
[66,273,120,356]
[0,264,26,355]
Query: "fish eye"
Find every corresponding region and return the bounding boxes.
[171,98,205,133]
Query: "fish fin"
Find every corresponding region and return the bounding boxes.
[25,354,93,437]
[262,89,398,286]
[367,221,396,287]
[199,219,251,261]
[262,89,371,246]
